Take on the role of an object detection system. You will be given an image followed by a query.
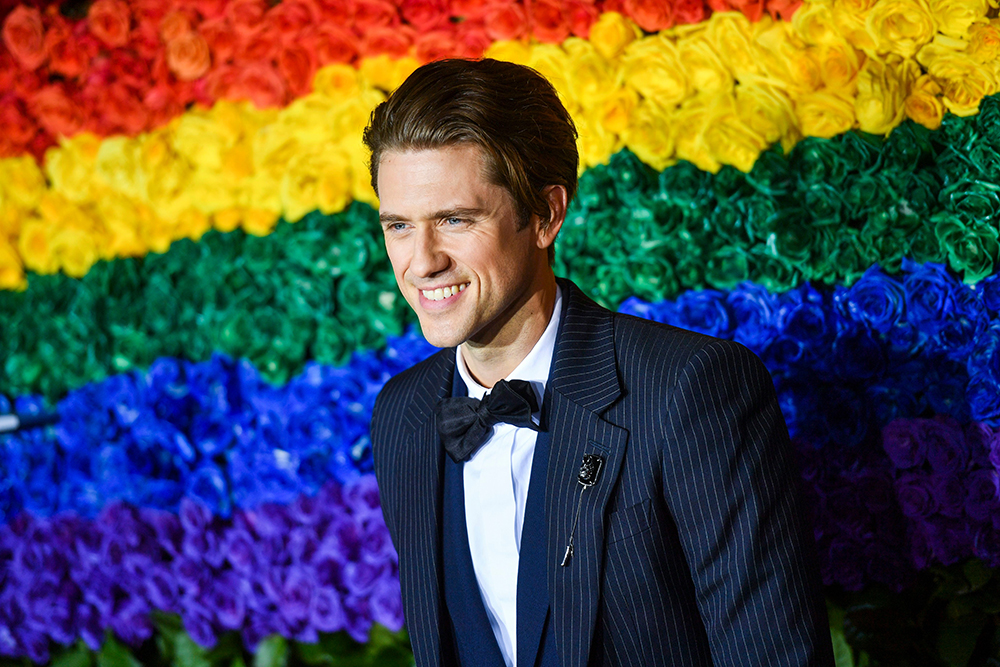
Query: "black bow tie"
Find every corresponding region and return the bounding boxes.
[435,379,540,463]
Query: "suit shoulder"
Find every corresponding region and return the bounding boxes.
[372,347,452,425]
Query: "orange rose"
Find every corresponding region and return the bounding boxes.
[166,31,211,81]
[532,0,572,43]
[401,0,449,31]
[354,0,399,31]
[624,0,672,31]
[44,18,93,78]
[309,24,359,64]
[159,10,193,42]
[2,5,47,70]
[483,1,529,41]
[278,43,318,96]
[199,18,239,63]
[30,84,84,138]
[359,25,414,58]
[88,0,132,48]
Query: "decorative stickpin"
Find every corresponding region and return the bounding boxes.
[560,453,605,567]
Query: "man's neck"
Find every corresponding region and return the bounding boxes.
[460,277,559,388]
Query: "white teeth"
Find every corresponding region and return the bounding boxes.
[421,283,469,301]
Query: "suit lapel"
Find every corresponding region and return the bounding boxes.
[546,280,629,667]
[395,350,455,667]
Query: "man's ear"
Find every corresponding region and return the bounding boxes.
[536,184,567,249]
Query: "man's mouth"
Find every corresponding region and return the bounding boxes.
[421,283,469,301]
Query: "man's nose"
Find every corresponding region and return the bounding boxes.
[410,226,449,278]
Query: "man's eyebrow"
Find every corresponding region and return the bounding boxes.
[379,213,407,226]
[379,208,485,226]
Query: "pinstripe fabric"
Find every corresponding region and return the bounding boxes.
[371,279,834,667]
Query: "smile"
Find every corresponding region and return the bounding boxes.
[421,283,469,301]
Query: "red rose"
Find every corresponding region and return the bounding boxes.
[624,0,672,31]
[400,0,449,31]
[45,18,96,78]
[531,0,571,42]
[673,0,707,24]
[566,0,598,37]
[167,31,211,81]
[30,83,84,138]
[193,0,229,20]
[88,0,131,48]
[453,20,491,58]
[277,43,317,97]
[602,0,626,13]
[359,24,414,58]
[450,0,491,21]
[208,62,287,108]
[269,0,321,40]
[159,9,194,42]
[100,82,149,134]
[143,82,185,128]
[0,95,37,149]
[199,17,238,63]
[483,1,527,41]
[107,50,151,90]
[707,0,763,21]
[234,22,282,64]
[414,29,462,62]
[765,0,802,20]
[2,5,47,70]
[130,22,162,59]
[308,24,359,65]
[317,0,357,24]
[0,52,17,91]
[353,0,399,33]
[225,0,268,31]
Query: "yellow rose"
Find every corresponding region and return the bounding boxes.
[182,171,239,213]
[0,202,22,237]
[831,0,878,53]
[564,38,616,104]
[754,21,822,92]
[702,96,769,172]
[95,136,146,199]
[0,238,26,291]
[814,41,862,93]
[918,40,997,115]
[136,203,173,254]
[172,105,244,172]
[794,90,856,137]
[484,40,533,67]
[677,33,733,95]
[704,13,761,80]
[854,56,907,134]
[279,96,341,148]
[241,208,280,237]
[673,96,720,173]
[51,226,99,278]
[141,135,195,221]
[968,22,1000,63]
[221,144,255,182]
[174,208,211,242]
[622,34,690,107]
[94,190,145,258]
[332,89,385,140]
[904,88,945,128]
[253,124,303,182]
[313,63,362,99]
[866,0,937,57]
[588,12,642,60]
[793,2,843,45]
[0,155,47,211]
[528,44,574,109]
[599,86,639,135]
[735,82,801,152]
[622,99,676,171]
[45,134,100,204]
[359,55,419,93]
[281,148,352,222]
[18,218,57,274]
[576,107,619,169]
[212,207,244,233]
[929,0,988,39]
[243,172,282,214]
[342,137,379,208]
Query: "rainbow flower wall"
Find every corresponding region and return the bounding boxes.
[3,0,1000,664]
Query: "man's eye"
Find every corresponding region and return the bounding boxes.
[444,217,466,226]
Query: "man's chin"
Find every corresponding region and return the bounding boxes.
[418,322,468,349]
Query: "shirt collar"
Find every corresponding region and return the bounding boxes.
[455,285,563,407]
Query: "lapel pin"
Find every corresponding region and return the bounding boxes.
[561,453,605,567]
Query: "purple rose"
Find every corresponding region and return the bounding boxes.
[222,527,258,573]
[920,517,970,566]
[208,571,247,630]
[109,596,153,646]
[964,469,1000,522]
[882,420,928,469]
[182,602,217,649]
[931,474,966,518]
[75,602,103,651]
[343,593,374,643]
[370,577,404,631]
[144,563,180,612]
[972,522,1000,567]
[343,559,387,597]
[894,473,938,519]
[286,527,320,564]
[311,585,346,633]
[823,487,871,540]
[312,550,346,590]
[922,418,969,474]
[265,566,313,627]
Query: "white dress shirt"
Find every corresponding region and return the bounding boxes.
[454,286,563,667]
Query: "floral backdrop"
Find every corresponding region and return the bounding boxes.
[2,0,1000,665]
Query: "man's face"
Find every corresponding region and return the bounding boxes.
[377,144,549,349]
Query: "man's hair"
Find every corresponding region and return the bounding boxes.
[363,58,578,260]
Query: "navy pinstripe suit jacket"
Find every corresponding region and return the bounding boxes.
[371,279,834,667]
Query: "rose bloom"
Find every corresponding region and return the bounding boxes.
[708,0,765,22]
[625,0,672,31]
[226,0,269,30]
[793,89,856,138]
[400,0,449,31]
[167,32,212,81]
[278,43,318,97]
[969,22,1000,63]
[2,5,47,70]
[359,25,414,58]
[30,84,85,138]
[88,0,132,48]
[270,0,323,39]
[353,0,399,32]
[678,36,733,94]
[532,0,572,43]
[452,20,492,58]
[482,2,528,41]
[566,0,599,37]
[705,13,760,80]
[675,0,708,25]
[929,0,988,40]
[816,42,861,91]
[199,18,239,63]
[308,24,359,64]
[317,0,357,24]
[865,0,936,58]
[159,10,194,42]
[0,97,37,156]
[918,42,997,116]
[234,23,282,64]
[703,99,768,172]
[736,82,799,151]
[101,83,151,135]
[0,239,26,291]
[622,99,675,171]
[451,0,491,20]
[208,62,287,108]
[622,34,690,107]
[45,19,98,78]
[854,56,906,135]
[413,30,462,62]
[588,11,641,60]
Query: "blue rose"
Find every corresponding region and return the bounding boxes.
[866,382,923,426]
[977,273,1000,313]
[837,265,905,334]
[668,290,734,339]
[727,283,780,354]
[832,325,886,381]
[902,259,958,336]
[186,463,231,518]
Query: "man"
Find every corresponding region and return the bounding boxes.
[366,58,833,667]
